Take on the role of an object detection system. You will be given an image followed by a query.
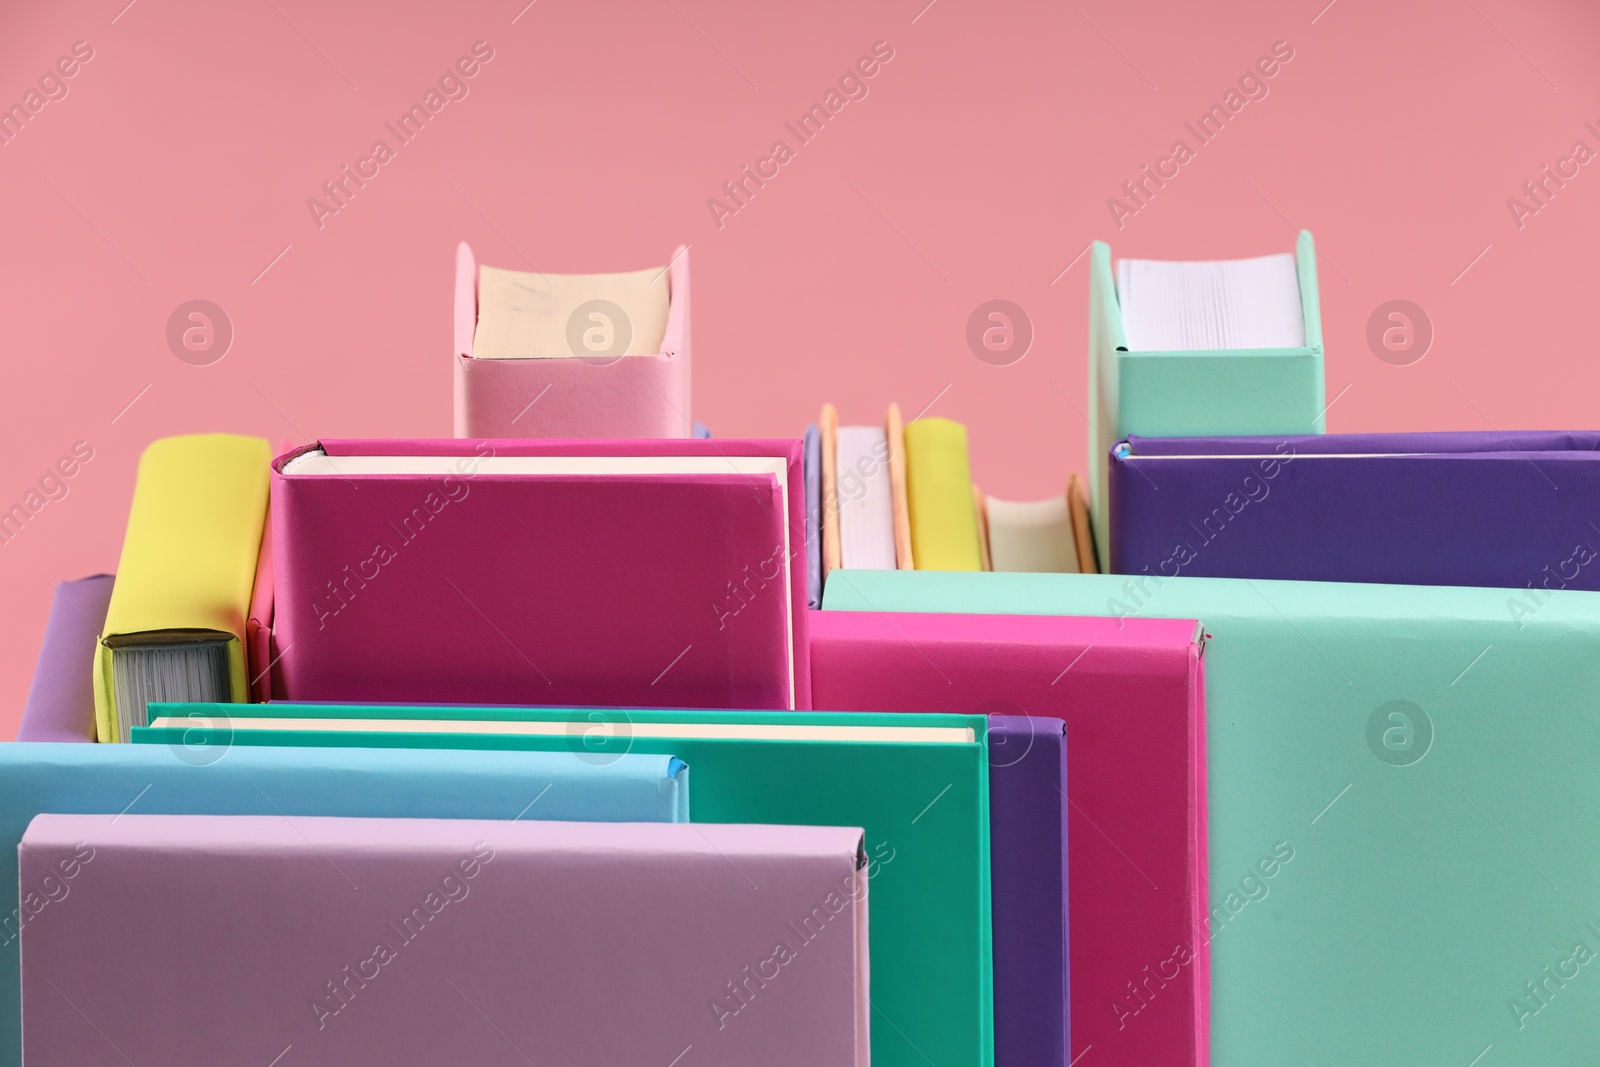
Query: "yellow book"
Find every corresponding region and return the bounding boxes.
[903,417,982,571]
[93,434,271,742]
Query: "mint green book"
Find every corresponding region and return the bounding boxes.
[1088,231,1325,569]
[136,704,994,1067]
[824,568,1600,1065]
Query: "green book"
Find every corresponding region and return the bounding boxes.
[136,704,995,1067]
[824,568,1600,1065]
[1088,231,1325,569]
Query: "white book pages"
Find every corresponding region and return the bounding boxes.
[1116,252,1304,352]
[835,426,897,570]
[112,640,232,740]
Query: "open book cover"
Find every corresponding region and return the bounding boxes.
[21,815,865,1066]
[270,438,809,711]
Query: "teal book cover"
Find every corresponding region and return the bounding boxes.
[1088,231,1325,569]
[825,568,1600,1065]
[137,704,997,1067]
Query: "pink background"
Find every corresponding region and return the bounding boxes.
[2,0,1597,737]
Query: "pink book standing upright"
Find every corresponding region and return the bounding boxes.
[270,438,811,711]
[246,497,276,702]
[453,242,692,439]
[811,607,1209,1067]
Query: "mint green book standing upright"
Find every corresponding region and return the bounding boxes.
[1088,231,1325,569]
[825,569,1600,1066]
[135,705,994,1067]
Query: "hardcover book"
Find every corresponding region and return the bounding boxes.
[904,416,982,571]
[454,242,692,439]
[824,567,1600,1064]
[1088,233,1325,569]
[21,815,864,1066]
[17,575,113,742]
[270,437,809,710]
[1111,430,1600,589]
[811,596,1205,1066]
[92,434,271,742]
[987,715,1070,1066]
[135,703,994,1067]
[0,742,686,1067]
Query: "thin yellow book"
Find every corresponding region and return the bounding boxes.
[903,417,982,571]
[92,434,271,742]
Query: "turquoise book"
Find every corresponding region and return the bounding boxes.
[0,742,686,1067]
[135,704,996,1067]
[825,568,1600,1066]
[1088,231,1325,569]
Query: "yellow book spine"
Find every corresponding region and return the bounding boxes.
[94,433,270,742]
[904,417,982,571]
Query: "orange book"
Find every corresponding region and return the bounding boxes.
[819,403,841,578]
[885,403,914,569]
[972,484,992,571]
[1067,472,1097,574]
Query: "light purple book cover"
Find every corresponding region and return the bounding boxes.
[19,814,869,1066]
[17,575,113,743]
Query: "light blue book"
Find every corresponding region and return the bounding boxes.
[825,568,1600,1065]
[0,742,686,1067]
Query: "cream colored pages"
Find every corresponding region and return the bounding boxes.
[472,264,669,359]
[150,716,975,744]
[985,494,1080,573]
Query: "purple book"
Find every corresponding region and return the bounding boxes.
[17,575,113,742]
[20,814,869,1066]
[1111,431,1600,590]
[988,714,1069,1066]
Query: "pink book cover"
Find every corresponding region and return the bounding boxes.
[810,609,1209,1067]
[453,242,693,439]
[246,496,275,703]
[271,437,811,710]
[19,814,869,1066]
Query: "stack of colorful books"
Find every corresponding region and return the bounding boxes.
[9,230,1599,1067]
